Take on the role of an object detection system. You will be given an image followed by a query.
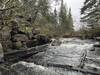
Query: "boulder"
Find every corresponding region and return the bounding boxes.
[51,39,61,46]
[27,34,51,47]
[35,34,51,45]
[12,34,28,42]
[94,37,100,41]
[10,61,62,75]
[12,34,28,49]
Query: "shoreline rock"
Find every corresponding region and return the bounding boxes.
[9,61,62,75]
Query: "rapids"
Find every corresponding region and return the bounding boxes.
[5,38,100,75]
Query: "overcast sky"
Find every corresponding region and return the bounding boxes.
[64,0,85,30]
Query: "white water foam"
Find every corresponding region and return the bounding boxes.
[11,61,62,75]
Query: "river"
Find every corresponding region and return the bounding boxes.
[9,38,100,75]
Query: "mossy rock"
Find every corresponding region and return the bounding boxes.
[14,41,22,49]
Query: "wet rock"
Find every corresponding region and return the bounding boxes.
[27,34,51,47]
[94,44,100,47]
[90,48,95,51]
[51,39,61,46]
[90,46,95,51]
[94,37,100,41]
[36,34,51,45]
[10,61,62,75]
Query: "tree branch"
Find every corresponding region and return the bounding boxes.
[0,6,17,11]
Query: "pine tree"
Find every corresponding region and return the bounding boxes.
[0,0,73,36]
[59,0,73,34]
[68,8,74,31]
[81,0,100,28]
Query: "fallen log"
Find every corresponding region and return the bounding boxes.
[4,44,49,62]
[46,63,100,75]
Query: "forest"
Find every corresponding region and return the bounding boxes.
[0,0,100,75]
[0,0,73,35]
[0,0,74,50]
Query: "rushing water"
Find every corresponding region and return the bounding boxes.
[8,38,100,75]
[32,38,94,66]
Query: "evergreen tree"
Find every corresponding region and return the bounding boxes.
[81,0,100,28]
[59,0,73,34]
[68,8,74,31]
[0,0,74,36]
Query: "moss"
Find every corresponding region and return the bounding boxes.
[14,41,22,49]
